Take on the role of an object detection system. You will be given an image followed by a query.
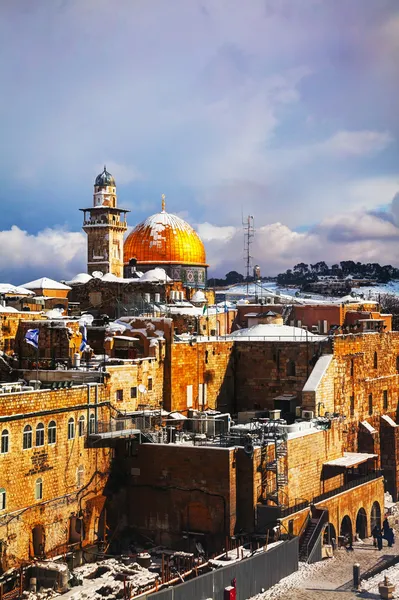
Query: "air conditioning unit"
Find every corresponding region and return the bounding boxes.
[301,410,314,420]
[269,409,281,420]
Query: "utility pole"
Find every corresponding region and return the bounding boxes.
[242,215,255,297]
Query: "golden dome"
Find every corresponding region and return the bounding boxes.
[124,206,207,267]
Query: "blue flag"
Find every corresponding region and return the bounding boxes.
[25,328,39,350]
[80,325,88,352]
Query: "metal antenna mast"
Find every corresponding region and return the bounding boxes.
[242,215,255,296]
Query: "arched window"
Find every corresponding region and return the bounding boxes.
[23,425,32,450]
[1,429,9,454]
[35,423,44,447]
[77,465,84,488]
[89,414,96,435]
[48,421,56,444]
[374,351,378,369]
[68,418,75,440]
[78,416,85,437]
[286,360,296,377]
[0,488,6,510]
[35,478,43,501]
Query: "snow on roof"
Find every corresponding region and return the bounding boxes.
[21,277,71,290]
[140,268,172,283]
[228,323,326,342]
[361,420,377,434]
[0,305,19,313]
[0,283,35,296]
[65,273,93,285]
[303,355,333,392]
[324,452,377,468]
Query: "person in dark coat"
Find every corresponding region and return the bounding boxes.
[377,530,383,551]
[371,525,379,548]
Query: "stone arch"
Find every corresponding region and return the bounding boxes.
[323,522,336,545]
[340,515,352,539]
[356,508,368,539]
[370,501,381,531]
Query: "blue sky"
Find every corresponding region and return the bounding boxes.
[1,0,399,283]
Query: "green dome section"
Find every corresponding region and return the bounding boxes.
[95,166,116,187]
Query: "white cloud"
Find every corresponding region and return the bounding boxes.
[320,130,393,158]
[196,222,236,242]
[0,226,86,284]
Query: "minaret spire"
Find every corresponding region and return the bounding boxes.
[161,193,166,212]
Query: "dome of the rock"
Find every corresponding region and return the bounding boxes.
[124,199,208,288]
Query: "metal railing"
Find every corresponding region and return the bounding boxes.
[313,471,383,505]
[280,470,382,518]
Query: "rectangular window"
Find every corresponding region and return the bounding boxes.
[368,394,373,416]
[147,378,153,391]
[130,386,137,399]
[186,385,193,408]
[350,394,355,417]
[0,489,5,510]
[116,389,123,402]
[198,383,204,408]
[383,389,388,410]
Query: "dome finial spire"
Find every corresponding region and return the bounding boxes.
[161,193,166,212]
[104,164,106,172]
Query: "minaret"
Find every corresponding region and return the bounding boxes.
[80,166,129,277]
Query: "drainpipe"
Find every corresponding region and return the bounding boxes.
[86,384,91,435]
[95,384,99,433]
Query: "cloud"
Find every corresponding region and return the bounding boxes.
[0,226,86,284]
[204,192,399,276]
[320,130,393,158]
[3,190,399,285]
[0,0,398,239]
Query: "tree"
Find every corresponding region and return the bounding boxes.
[310,261,329,275]
[379,294,399,330]
[293,263,309,276]
[224,271,244,285]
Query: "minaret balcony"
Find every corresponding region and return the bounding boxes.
[83,218,127,228]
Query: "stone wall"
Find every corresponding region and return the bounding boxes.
[0,313,43,355]
[234,340,332,412]
[285,425,344,505]
[15,320,82,366]
[119,443,236,553]
[166,341,235,413]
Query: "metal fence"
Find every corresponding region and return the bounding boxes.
[141,537,298,600]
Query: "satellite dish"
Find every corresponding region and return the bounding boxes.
[138,384,147,394]
[92,271,104,279]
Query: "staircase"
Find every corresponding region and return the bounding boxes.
[299,508,328,562]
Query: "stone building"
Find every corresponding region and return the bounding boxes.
[0,350,164,572]
[109,418,383,557]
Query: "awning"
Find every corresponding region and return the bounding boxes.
[324,452,377,468]
[167,412,187,420]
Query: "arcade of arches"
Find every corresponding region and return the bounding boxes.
[282,478,383,542]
